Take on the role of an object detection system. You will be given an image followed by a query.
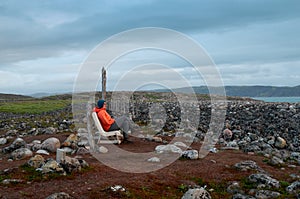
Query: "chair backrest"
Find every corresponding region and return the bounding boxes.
[92,112,105,133]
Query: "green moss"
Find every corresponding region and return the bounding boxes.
[20,164,64,182]
[240,177,257,190]
[280,181,290,188]
[0,174,11,182]
[178,184,189,193]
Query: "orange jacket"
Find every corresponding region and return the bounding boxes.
[93,107,115,131]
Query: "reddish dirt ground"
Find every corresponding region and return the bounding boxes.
[0,133,299,199]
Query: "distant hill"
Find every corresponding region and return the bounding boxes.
[30,92,71,98]
[156,85,300,97]
[0,93,72,102]
[0,93,34,102]
[1,85,300,102]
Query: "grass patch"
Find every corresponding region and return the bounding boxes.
[191,177,206,187]
[20,164,44,181]
[190,177,229,198]
[0,174,11,182]
[207,182,227,196]
[0,99,70,114]
[145,93,160,100]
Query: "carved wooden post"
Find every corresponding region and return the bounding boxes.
[87,100,95,151]
[56,148,66,163]
[102,67,106,100]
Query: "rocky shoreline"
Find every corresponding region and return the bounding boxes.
[1,98,300,152]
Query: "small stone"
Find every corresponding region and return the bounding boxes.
[98,146,108,153]
[36,149,50,155]
[45,192,74,199]
[2,179,23,185]
[174,142,188,148]
[0,138,7,145]
[223,128,233,141]
[181,150,198,160]
[209,148,218,153]
[147,157,160,163]
[153,136,162,143]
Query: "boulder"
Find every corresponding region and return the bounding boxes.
[248,173,280,188]
[234,160,264,173]
[61,133,78,148]
[275,137,287,149]
[255,190,281,199]
[268,156,284,166]
[40,159,64,174]
[3,138,26,153]
[27,155,45,168]
[60,156,82,173]
[10,148,33,160]
[44,127,57,134]
[286,181,300,194]
[41,137,61,153]
[147,157,160,163]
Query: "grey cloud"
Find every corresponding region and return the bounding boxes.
[1,0,300,94]
[2,0,300,57]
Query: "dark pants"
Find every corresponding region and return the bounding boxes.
[108,116,131,140]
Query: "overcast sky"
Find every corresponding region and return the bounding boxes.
[1,0,300,95]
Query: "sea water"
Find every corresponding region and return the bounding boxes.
[252,97,300,103]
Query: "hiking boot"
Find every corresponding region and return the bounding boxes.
[123,139,133,144]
